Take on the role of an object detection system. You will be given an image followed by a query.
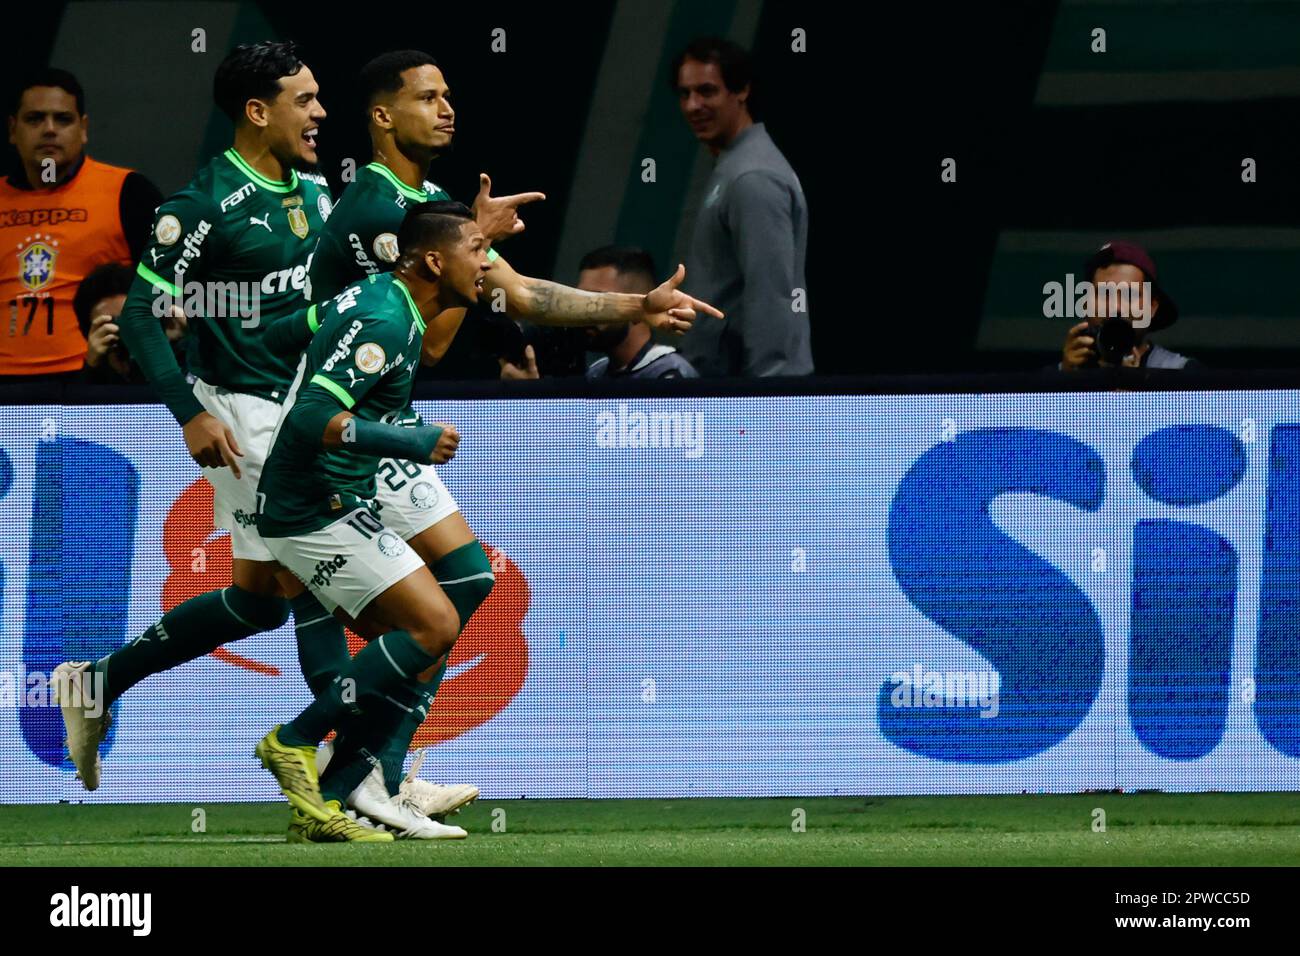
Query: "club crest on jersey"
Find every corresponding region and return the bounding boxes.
[318,194,333,222]
[372,233,400,263]
[17,236,57,291]
[287,207,309,239]
[355,342,386,374]
[155,215,181,245]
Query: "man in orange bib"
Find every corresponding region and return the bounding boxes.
[1,68,161,382]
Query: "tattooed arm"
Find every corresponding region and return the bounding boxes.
[484,254,642,325]
[484,255,722,334]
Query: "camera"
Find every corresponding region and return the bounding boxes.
[1090,317,1137,366]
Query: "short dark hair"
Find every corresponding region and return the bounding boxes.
[397,200,475,260]
[212,40,305,122]
[11,68,85,116]
[359,50,438,109]
[578,245,657,289]
[72,262,134,338]
[670,36,753,96]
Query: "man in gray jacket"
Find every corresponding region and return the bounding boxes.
[672,37,813,376]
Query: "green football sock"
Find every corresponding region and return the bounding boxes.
[380,663,446,793]
[323,541,496,796]
[319,680,424,803]
[96,586,289,706]
[319,731,380,805]
[290,590,383,801]
[291,591,350,697]
[431,541,496,629]
[279,630,441,748]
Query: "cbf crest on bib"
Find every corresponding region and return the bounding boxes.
[287,207,310,239]
[18,235,58,292]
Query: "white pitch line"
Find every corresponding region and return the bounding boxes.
[4,836,287,847]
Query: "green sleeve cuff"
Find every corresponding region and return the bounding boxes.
[263,306,317,357]
[119,270,204,425]
[349,419,441,462]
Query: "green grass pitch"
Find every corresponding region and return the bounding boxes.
[2,793,1298,866]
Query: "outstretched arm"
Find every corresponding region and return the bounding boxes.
[485,255,723,335]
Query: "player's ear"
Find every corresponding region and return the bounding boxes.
[370,102,393,131]
[244,98,270,129]
[78,113,88,146]
[424,249,444,279]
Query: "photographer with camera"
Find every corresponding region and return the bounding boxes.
[75,262,189,384]
[1059,240,1198,371]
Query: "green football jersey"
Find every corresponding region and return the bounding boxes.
[308,162,450,301]
[127,148,333,405]
[258,273,427,537]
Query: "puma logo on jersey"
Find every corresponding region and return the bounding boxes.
[345,368,363,388]
[149,248,163,267]
[249,213,272,233]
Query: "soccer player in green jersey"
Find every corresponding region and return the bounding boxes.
[267,50,722,835]
[254,201,488,838]
[46,43,385,834]
[257,198,714,837]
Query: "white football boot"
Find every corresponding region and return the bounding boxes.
[346,766,467,840]
[399,749,480,818]
[52,661,112,791]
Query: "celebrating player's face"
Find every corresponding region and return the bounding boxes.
[262,65,327,171]
[436,222,490,307]
[386,65,455,156]
[8,87,87,175]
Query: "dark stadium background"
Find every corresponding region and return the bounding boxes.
[5,0,1300,375]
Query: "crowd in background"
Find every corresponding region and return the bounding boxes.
[0,38,816,390]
